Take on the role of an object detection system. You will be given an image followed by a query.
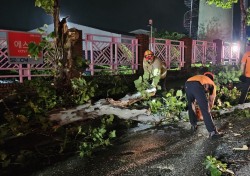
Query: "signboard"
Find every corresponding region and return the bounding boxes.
[7,31,43,64]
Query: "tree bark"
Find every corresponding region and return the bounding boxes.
[107,88,156,107]
[239,0,247,54]
[49,100,250,127]
[53,0,60,40]
[49,88,159,126]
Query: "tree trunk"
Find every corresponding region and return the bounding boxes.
[49,98,250,127]
[108,88,156,107]
[52,0,80,87]
[239,0,247,54]
[53,0,60,41]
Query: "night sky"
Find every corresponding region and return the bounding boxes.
[0,0,189,33]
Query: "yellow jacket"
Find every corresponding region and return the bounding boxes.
[143,56,167,79]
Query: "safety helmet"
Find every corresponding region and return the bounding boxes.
[144,50,154,61]
[144,50,154,57]
[204,72,214,81]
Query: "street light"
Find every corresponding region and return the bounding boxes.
[148,19,153,51]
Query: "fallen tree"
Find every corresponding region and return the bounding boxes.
[49,88,164,126]
[107,88,157,107]
[49,83,250,127]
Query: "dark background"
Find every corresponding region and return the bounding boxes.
[0,0,248,39]
[0,0,190,33]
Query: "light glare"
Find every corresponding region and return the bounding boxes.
[232,45,239,52]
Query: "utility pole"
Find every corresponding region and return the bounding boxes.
[189,0,193,37]
[149,19,153,51]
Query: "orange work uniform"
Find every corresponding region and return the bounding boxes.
[185,75,217,133]
[239,51,250,104]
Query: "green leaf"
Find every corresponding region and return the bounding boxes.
[176,90,183,97]
[106,115,114,125]
[35,0,42,7]
[109,130,116,138]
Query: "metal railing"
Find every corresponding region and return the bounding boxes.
[222,42,240,65]
[0,29,242,83]
[1,30,139,82]
[0,30,53,83]
[192,40,216,64]
[192,40,240,65]
[84,34,139,75]
[150,38,185,69]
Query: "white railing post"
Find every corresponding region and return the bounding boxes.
[180,41,185,67]
[19,64,23,83]
[86,34,94,75]
[203,41,207,65]
[192,40,196,64]
[27,64,31,80]
[165,39,171,69]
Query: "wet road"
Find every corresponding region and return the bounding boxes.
[32,121,216,176]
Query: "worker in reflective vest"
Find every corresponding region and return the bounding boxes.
[143,50,167,90]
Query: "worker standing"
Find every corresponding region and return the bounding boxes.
[238,51,250,104]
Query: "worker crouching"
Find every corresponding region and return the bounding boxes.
[143,50,167,91]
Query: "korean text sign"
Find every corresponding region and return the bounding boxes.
[7,31,42,59]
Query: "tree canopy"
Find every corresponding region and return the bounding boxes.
[35,0,54,14]
[206,0,238,8]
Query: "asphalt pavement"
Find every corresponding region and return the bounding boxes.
[31,120,240,176]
